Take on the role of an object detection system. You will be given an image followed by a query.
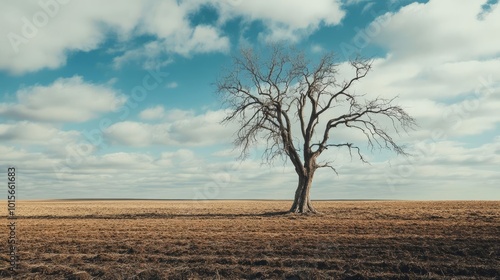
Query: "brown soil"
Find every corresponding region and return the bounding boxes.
[0,200,498,279]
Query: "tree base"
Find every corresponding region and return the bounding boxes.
[289,204,319,214]
[288,210,321,215]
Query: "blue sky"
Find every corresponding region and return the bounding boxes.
[1,0,499,200]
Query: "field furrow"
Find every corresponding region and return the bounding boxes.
[0,200,498,279]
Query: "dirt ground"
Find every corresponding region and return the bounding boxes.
[0,200,498,279]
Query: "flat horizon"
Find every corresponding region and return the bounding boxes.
[16,198,497,202]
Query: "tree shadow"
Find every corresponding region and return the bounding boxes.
[15,211,294,220]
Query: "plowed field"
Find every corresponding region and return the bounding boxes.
[1,200,498,279]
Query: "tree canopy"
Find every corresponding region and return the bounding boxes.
[217,45,416,213]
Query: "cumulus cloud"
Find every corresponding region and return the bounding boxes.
[372,0,500,63]
[112,41,174,70]
[113,26,229,68]
[112,1,232,66]
[213,0,345,42]
[0,145,59,174]
[0,0,347,74]
[0,121,88,153]
[0,0,145,74]
[163,25,230,56]
[158,149,196,166]
[338,0,500,140]
[164,109,195,121]
[0,121,60,142]
[0,76,126,122]
[1,134,499,199]
[0,0,230,74]
[0,143,203,198]
[104,121,170,147]
[105,110,233,147]
[139,105,165,121]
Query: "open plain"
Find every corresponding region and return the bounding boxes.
[0,200,498,279]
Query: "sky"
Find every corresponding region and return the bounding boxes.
[1,0,499,200]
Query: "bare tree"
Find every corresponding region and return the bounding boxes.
[217,46,416,214]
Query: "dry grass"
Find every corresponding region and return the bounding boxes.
[0,200,498,279]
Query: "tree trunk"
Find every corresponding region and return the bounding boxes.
[289,172,317,214]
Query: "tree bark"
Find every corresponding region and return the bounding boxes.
[289,171,317,214]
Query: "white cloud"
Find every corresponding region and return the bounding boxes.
[165,109,194,121]
[0,0,230,74]
[139,105,165,121]
[96,0,231,68]
[0,145,59,173]
[0,121,59,142]
[211,148,241,158]
[338,0,500,140]
[311,44,325,54]
[104,110,233,147]
[112,41,174,70]
[0,0,346,73]
[164,25,230,56]
[372,0,500,63]
[0,76,126,122]
[0,121,102,165]
[159,149,196,165]
[168,110,233,144]
[166,82,178,89]
[104,121,169,147]
[361,2,376,14]
[214,0,345,42]
[0,0,145,74]
[1,134,499,199]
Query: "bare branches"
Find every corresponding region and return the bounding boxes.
[216,44,417,178]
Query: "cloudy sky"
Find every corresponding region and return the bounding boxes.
[1,0,499,200]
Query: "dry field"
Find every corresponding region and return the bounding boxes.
[0,200,498,279]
